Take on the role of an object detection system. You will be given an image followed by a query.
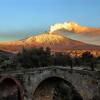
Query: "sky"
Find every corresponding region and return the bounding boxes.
[0,0,100,41]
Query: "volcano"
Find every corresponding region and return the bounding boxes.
[0,33,100,53]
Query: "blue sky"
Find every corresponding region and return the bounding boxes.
[0,0,100,41]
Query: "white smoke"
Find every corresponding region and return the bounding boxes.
[49,21,100,45]
[49,21,79,33]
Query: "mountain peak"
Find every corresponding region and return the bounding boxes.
[25,33,67,44]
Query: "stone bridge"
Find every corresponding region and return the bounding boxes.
[0,66,100,100]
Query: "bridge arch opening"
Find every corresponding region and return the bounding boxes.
[33,77,83,100]
[0,77,23,100]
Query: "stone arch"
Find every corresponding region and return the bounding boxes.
[0,76,24,100]
[32,76,83,100]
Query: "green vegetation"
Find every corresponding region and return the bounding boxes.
[0,47,100,71]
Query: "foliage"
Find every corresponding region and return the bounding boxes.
[53,53,72,67]
[81,51,97,71]
[16,47,52,68]
[16,47,73,68]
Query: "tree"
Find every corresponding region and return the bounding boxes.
[81,51,95,71]
[73,57,82,67]
[53,53,72,67]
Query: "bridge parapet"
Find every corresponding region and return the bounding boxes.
[0,66,99,75]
